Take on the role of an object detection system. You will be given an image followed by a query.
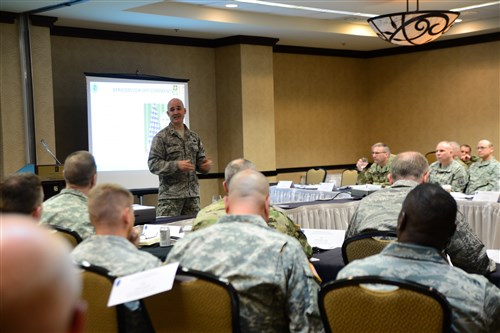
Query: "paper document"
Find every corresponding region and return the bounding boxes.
[303,229,346,250]
[473,191,500,202]
[107,262,179,306]
[139,224,184,246]
[487,249,500,263]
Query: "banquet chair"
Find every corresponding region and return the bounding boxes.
[143,266,241,333]
[79,263,154,333]
[340,169,358,186]
[50,224,83,248]
[425,151,437,164]
[342,231,397,264]
[319,276,452,333]
[305,168,327,185]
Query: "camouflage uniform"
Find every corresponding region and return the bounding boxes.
[192,199,313,258]
[148,123,208,216]
[465,157,500,194]
[71,235,161,276]
[166,214,324,333]
[41,188,94,240]
[429,159,468,192]
[337,242,500,333]
[345,179,495,275]
[356,154,395,186]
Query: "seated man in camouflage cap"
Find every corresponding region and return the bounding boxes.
[193,158,312,257]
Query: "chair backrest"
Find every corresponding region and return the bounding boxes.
[80,264,119,333]
[341,169,358,186]
[50,224,83,248]
[425,151,437,164]
[79,263,154,333]
[342,231,397,264]
[306,168,327,185]
[143,266,240,333]
[320,276,452,333]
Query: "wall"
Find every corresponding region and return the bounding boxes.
[273,41,500,171]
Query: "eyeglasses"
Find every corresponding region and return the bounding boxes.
[371,152,386,155]
[477,146,489,150]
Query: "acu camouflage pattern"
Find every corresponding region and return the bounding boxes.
[71,235,161,276]
[463,155,479,168]
[465,156,500,194]
[192,199,313,257]
[157,197,200,217]
[356,154,395,186]
[429,159,468,192]
[345,179,495,275]
[148,123,207,214]
[41,188,94,240]
[337,242,500,333]
[167,214,324,333]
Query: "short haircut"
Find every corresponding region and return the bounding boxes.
[88,183,133,225]
[460,144,472,152]
[401,183,457,247]
[448,141,460,152]
[224,159,256,185]
[0,173,43,214]
[372,142,390,154]
[391,151,429,181]
[63,151,96,187]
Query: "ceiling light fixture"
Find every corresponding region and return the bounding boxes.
[367,0,460,46]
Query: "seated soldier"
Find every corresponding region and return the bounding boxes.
[193,158,312,257]
[338,183,500,333]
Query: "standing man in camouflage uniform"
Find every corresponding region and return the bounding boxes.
[167,169,323,333]
[338,183,500,333]
[71,183,161,276]
[193,158,313,257]
[148,98,212,217]
[355,142,394,185]
[0,173,44,219]
[346,151,495,275]
[465,139,500,194]
[429,141,468,192]
[41,150,96,240]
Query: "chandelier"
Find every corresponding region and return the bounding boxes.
[367,0,460,46]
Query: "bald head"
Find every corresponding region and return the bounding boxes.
[477,139,494,161]
[397,183,457,250]
[0,214,84,333]
[225,169,270,221]
[390,151,429,183]
[224,158,256,188]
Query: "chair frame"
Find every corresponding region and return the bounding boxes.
[305,168,327,185]
[342,230,397,264]
[319,275,452,333]
[79,263,154,333]
[340,169,358,187]
[50,224,83,246]
[144,266,241,333]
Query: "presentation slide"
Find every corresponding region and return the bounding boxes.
[86,74,188,189]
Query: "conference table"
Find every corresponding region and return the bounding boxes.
[270,186,500,249]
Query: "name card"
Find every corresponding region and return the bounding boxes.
[473,191,500,202]
[318,182,335,192]
[107,262,179,306]
[277,180,293,188]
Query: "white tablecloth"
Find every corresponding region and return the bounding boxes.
[275,195,500,249]
[270,186,350,204]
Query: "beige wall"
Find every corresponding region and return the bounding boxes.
[1,20,498,207]
[274,41,500,168]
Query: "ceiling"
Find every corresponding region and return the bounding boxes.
[1,0,499,51]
